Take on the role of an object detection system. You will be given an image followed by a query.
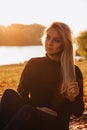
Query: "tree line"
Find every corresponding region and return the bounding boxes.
[0,23,45,46]
[76,30,87,60]
[0,23,87,59]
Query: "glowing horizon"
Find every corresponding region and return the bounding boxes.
[0,0,87,36]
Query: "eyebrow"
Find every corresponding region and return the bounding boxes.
[46,34,61,39]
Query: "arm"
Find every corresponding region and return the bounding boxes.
[68,66,84,117]
[57,66,84,117]
[17,59,33,103]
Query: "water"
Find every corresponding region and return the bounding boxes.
[0,45,80,65]
[0,46,45,65]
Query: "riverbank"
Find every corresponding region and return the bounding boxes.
[0,62,26,95]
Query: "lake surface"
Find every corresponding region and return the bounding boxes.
[0,45,80,65]
[0,46,45,65]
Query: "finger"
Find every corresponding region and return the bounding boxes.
[67,86,79,97]
[68,84,79,91]
[68,82,78,86]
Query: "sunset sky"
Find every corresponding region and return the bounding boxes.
[0,0,87,36]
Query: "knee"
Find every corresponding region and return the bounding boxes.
[3,88,15,94]
[1,89,19,104]
[0,89,23,111]
[2,89,16,99]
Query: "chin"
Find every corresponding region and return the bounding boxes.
[47,50,57,54]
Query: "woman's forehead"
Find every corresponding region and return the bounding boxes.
[47,28,61,38]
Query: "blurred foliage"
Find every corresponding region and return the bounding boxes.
[76,30,87,59]
[0,23,46,46]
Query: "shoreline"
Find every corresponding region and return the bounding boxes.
[0,61,27,67]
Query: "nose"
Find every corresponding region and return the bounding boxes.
[48,39,53,46]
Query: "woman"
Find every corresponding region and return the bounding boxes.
[0,21,84,130]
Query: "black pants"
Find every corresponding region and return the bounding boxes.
[0,89,24,129]
[0,89,68,130]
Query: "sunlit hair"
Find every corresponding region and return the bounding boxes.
[41,21,76,94]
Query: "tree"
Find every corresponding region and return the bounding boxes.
[0,26,5,45]
[76,30,87,59]
[0,23,45,46]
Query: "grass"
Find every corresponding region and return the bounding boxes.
[75,60,87,78]
[0,62,26,95]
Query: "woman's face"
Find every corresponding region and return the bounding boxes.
[45,27,64,56]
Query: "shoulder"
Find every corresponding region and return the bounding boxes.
[75,65,83,81]
[25,56,47,68]
[22,57,46,73]
[27,56,47,64]
[75,65,83,76]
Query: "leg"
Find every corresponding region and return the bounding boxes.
[0,89,23,129]
[3,105,59,130]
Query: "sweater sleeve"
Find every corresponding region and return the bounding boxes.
[57,66,84,117]
[17,59,33,103]
[69,66,84,117]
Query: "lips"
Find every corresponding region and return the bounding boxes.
[47,46,53,50]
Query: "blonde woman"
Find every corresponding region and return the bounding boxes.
[0,21,84,130]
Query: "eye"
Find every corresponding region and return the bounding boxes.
[54,38,61,43]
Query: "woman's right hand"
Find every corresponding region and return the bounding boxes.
[66,81,79,102]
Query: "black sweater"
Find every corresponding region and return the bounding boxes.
[17,56,84,129]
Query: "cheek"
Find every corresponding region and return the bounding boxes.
[56,44,64,51]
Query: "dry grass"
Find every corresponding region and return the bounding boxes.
[0,62,26,95]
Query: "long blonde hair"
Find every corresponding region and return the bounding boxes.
[42,21,76,94]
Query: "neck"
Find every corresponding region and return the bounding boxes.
[47,53,61,62]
